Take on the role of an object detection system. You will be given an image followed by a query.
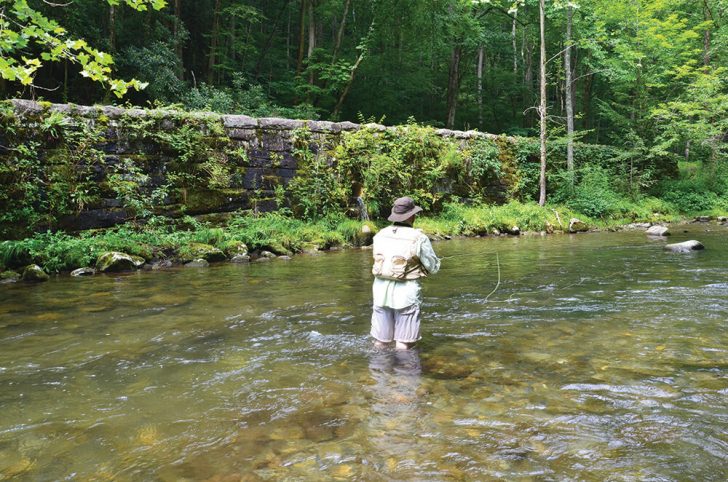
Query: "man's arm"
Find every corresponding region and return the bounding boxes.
[417,235,440,275]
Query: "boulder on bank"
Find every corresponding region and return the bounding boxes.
[664,240,705,253]
[96,252,137,272]
[178,243,226,263]
[646,225,670,236]
[22,264,49,282]
[568,218,589,233]
[71,267,96,277]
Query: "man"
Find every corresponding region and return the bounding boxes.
[371,196,440,350]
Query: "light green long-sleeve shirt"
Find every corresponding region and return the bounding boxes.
[372,230,440,309]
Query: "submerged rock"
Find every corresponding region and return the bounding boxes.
[1,270,20,283]
[568,218,589,233]
[70,267,96,277]
[151,260,174,270]
[22,264,49,282]
[664,240,705,253]
[646,225,670,236]
[184,259,209,268]
[230,254,251,263]
[96,251,137,272]
[694,216,712,223]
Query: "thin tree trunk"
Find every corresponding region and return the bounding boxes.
[307,0,316,86]
[512,10,518,74]
[477,46,484,128]
[208,0,222,84]
[446,44,463,129]
[703,0,712,66]
[109,5,116,52]
[565,5,575,175]
[332,0,351,63]
[173,0,183,79]
[332,45,365,119]
[332,19,374,119]
[296,0,307,75]
[538,0,547,206]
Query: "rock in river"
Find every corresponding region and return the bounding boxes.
[71,267,96,277]
[646,225,670,236]
[185,259,209,268]
[568,218,589,233]
[178,243,227,263]
[664,240,704,253]
[96,252,137,272]
[22,264,49,282]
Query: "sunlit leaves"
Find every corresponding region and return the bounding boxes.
[0,0,166,96]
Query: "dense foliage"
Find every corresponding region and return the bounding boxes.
[1,1,726,159]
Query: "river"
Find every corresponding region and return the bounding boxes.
[1,225,726,480]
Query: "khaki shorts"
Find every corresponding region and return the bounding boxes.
[370,304,421,343]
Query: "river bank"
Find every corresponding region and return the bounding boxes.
[2,200,726,283]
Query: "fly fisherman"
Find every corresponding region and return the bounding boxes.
[371,196,440,350]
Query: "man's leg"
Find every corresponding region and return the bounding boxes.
[393,304,421,350]
[371,305,395,347]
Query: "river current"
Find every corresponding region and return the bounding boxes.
[1,225,726,480]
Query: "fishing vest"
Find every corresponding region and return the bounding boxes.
[372,225,428,281]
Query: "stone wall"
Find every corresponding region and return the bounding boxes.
[4,99,512,232]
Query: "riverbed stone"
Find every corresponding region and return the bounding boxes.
[231,254,251,263]
[151,260,174,270]
[185,259,209,268]
[178,243,226,263]
[0,270,20,283]
[21,264,49,282]
[664,240,705,253]
[222,241,248,258]
[96,251,137,272]
[645,225,670,236]
[568,218,589,233]
[71,267,96,277]
[694,216,712,222]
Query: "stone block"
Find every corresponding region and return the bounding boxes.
[308,120,340,133]
[259,117,306,130]
[223,114,258,129]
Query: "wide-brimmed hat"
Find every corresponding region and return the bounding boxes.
[387,196,423,222]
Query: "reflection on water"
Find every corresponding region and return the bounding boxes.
[1,226,727,480]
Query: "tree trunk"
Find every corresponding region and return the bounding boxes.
[332,44,365,119]
[307,0,316,86]
[565,5,575,175]
[332,0,351,63]
[296,0,307,75]
[512,10,518,74]
[173,0,183,79]
[477,46,484,128]
[332,19,375,119]
[207,0,222,84]
[109,5,116,52]
[538,0,547,206]
[446,44,463,129]
[703,0,712,66]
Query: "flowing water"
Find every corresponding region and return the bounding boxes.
[1,225,727,481]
